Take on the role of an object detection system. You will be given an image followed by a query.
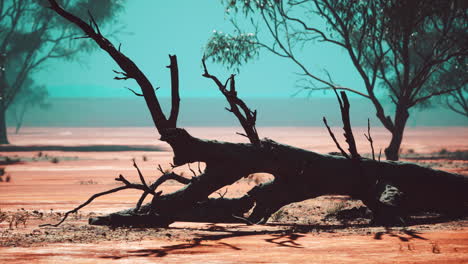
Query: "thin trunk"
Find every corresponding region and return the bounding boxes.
[384,105,409,161]
[0,56,8,144]
[0,105,9,144]
[14,104,27,134]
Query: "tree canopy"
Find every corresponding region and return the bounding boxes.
[205,0,468,160]
[0,0,125,143]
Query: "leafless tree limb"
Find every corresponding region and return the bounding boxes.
[202,57,260,145]
[323,117,349,159]
[364,119,375,160]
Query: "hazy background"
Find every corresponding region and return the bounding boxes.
[9,0,467,128]
[8,97,467,127]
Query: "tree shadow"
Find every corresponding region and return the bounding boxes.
[374,227,428,242]
[98,212,466,260]
[98,222,371,259]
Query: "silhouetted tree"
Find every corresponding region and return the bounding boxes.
[42,0,467,229]
[205,0,468,160]
[0,0,125,144]
[9,78,50,134]
[438,58,467,117]
[446,89,468,117]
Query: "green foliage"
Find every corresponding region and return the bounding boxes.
[211,0,467,159]
[215,0,467,117]
[205,30,259,71]
[221,0,277,15]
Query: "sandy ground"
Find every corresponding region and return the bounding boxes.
[0,127,467,263]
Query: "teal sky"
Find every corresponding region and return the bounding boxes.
[35,0,365,99]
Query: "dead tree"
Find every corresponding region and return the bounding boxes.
[43,0,468,228]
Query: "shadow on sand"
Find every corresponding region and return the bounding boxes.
[97,211,468,260]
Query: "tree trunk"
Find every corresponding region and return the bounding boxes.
[0,52,8,144]
[88,129,468,227]
[384,105,409,161]
[0,105,9,144]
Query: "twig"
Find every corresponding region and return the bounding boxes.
[133,159,153,194]
[187,163,197,177]
[40,174,151,227]
[113,69,131,80]
[40,186,130,227]
[157,164,165,174]
[72,35,90,40]
[202,57,261,146]
[232,214,255,225]
[364,118,375,160]
[215,188,228,198]
[125,87,143,96]
[323,117,350,159]
[197,162,203,174]
[87,10,101,35]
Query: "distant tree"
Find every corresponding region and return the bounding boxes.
[0,0,126,144]
[437,58,467,117]
[446,89,467,117]
[9,78,50,134]
[206,0,468,160]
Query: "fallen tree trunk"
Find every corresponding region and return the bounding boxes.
[87,131,467,227]
[44,0,467,228]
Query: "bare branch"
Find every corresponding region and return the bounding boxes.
[40,172,160,227]
[132,159,153,194]
[134,165,192,213]
[167,54,180,127]
[187,163,197,177]
[364,119,375,160]
[323,117,350,159]
[202,57,260,146]
[39,186,129,227]
[197,162,203,174]
[125,87,143,97]
[303,86,371,99]
[113,69,131,80]
[336,91,360,159]
[410,87,464,108]
[87,10,101,35]
[215,188,228,198]
[47,0,169,133]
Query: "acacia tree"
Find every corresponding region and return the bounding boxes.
[205,0,468,160]
[9,78,50,134]
[41,0,467,229]
[446,89,467,117]
[438,58,467,117]
[0,0,125,144]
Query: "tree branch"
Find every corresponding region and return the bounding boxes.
[167,54,180,128]
[323,117,350,159]
[364,119,375,160]
[47,0,170,133]
[202,57,260,146]
[336,91,360,159]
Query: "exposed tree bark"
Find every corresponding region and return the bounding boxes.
[45,0,468,228]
